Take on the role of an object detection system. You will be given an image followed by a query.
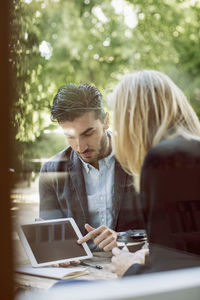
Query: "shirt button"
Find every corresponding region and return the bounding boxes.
[101,218,104,222]
[100,196,103,200]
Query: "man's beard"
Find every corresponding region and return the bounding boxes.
[98,131,110,160]
[77,131,110,166]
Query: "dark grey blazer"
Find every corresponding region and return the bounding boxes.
[39,147,143,235]
[125,136,200,276]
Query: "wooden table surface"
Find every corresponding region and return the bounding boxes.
[13,237,117,291]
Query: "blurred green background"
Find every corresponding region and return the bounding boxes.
[10,0,200,182]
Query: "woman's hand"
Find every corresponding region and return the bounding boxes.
[111,247,149,278]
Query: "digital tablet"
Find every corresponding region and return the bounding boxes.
[17,218,93,267]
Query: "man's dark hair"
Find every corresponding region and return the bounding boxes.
[51,83,106,123]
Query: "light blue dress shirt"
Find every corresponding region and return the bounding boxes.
[80,150,115,231]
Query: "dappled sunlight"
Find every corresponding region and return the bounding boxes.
[11,176,39,204]
[111,0,138,29]
[39,40,53,60]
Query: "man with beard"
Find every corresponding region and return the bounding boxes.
[39,83,141,252]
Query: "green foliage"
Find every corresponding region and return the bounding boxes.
[171,2,200,116]
[10,0,49,141]
[10,0,200,168]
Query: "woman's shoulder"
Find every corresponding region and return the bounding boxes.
[143,136,200,170]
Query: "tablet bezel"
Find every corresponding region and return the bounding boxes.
[17,218,93,267]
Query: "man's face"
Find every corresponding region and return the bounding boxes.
[60,111,109,166]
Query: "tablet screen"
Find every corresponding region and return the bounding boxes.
[21,219,87,264]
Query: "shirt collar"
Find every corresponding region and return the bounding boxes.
[80,157,91,173]
[102,150,114,167]
[79,150,114,173]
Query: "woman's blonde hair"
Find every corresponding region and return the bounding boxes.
[111,70,200,191]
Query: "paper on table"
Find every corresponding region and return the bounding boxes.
[14,264,88,280]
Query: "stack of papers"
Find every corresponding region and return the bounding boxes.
[14,265,88,280]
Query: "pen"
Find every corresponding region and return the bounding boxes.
[81,261,103,269]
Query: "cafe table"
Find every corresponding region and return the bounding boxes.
[14,236,117,291]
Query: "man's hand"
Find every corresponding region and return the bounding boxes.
[53,261,80,267]
[77,223,117,252]
[111,247,149,278]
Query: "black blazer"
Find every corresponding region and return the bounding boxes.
[39,147,143,235]
[125,136,200,276]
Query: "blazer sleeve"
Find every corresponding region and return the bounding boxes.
[124,263,151,276]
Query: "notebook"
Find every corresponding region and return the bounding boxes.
[14,264,88,280]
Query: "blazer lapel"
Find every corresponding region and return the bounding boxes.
[67,152,89,223]
[113,159,127,228]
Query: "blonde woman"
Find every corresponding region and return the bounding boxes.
[110,70,200,277]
